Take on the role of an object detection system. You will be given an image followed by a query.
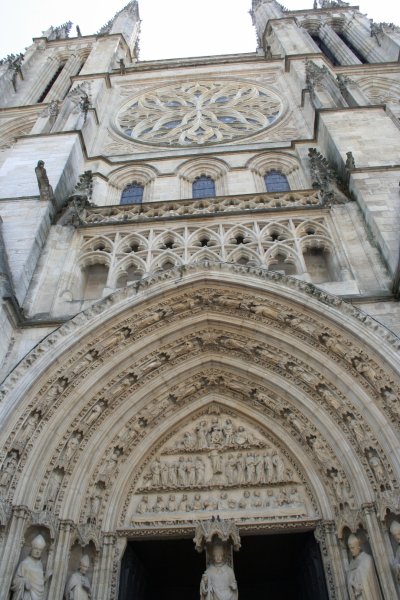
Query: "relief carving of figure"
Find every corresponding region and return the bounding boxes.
[346,534,382,600]
[11,534,51,600]
[196,421,209,450]
[223,420,235,445]
[195,457,205,485]
[60,434,81,466]
[263,453,273,483]
[150,459,161,487]
[168,461,178,486]
[209,418,224,446]
[209,450,223,475]
[65,554,92,600]
[167,494,177,512]
[187,457,196,487]
[177,457,188,486]
[136,496,149,514]
[100,448,121,479]
[272,452,285,482]
[200,543,238,600]
[193,494,203,511]
[225,454,236,485]
[236,454,245,485]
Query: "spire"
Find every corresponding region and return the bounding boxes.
[97,1,140,56]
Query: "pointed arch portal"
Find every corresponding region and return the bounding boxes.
[0,263,399,599]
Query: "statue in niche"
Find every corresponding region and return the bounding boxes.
[44,468,63,510]
[65,554,92,600]
[88,485,103,524]
[0,450,19,491]
[18,413,40,447]
[60,434,81,466]
[34,161,54,202]
[11,534,51,600]
[366,450,386,486]
[84,401,105,427]
[200,542,238,600]
[346,534,382,600]
[390,520,400,583]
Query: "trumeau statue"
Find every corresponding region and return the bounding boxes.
[65,554,92,600]
[390,520,400,584]
[200,542,238,600]
[11,534,51,600]
[346,534,383,600]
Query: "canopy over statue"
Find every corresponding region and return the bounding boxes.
[194,518,240,600]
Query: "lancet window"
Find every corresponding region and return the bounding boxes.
[120,182,144,205]
[192,176,216,199]
[264,170,290,193]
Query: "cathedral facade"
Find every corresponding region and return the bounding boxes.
[0,0,400,598]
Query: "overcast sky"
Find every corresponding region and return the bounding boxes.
[1,0,399,61]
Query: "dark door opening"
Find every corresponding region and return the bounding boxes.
[118,530,329,600]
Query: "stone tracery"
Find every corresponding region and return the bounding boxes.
[117,81,283,146]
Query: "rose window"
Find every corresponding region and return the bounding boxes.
[117,81,283,146]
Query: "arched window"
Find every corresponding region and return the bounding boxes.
[264,170,290,192]
[120,182,144,205]
[192,175,216,199]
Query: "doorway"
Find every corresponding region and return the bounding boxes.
[118,530,329,600]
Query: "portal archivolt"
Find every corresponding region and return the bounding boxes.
[0,264,399,599]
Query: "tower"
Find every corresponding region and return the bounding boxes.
[0,1,399,598]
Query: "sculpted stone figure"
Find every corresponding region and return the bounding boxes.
[35,161,54,202]
[346,534,382,600]
[65,554,92,600]
[390,520,400,583]
[11,534,51,600]
[200,543,238,600]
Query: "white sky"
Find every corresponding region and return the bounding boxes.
[1,0,399,61]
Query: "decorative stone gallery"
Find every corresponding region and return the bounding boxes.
[0,0,400,598]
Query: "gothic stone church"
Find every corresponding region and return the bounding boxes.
[0,0,400,598]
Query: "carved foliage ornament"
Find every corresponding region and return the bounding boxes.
[117,81,283,146]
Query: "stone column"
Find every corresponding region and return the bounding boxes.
[0,506,30,600]
[22,56,61,105]
[92,532,116,599]
[342,19,385,63]
[46,54,82,102]
[320,25,362,66]
[315,521,348,600]
[362,503,399,599]
[47,519,75,599]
